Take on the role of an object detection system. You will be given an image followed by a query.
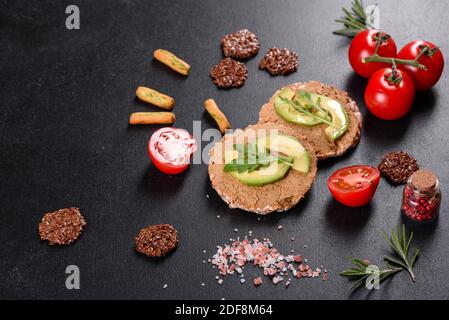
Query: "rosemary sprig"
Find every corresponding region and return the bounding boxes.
[224,143,292,173]
[278,96,336,128]
[383,225,420,282]
[340,258,401,289]
[340,224,420,290]
[333,0,377,37]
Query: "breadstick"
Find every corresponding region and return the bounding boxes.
[153,49,190,76]
[129,112,176,125]
[136,86,175,110]
[204,99,231,134]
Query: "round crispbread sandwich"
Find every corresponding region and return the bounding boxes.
[258,81,362,159]
[208,123,318,215]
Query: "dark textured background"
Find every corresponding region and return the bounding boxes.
[1,0,448,300]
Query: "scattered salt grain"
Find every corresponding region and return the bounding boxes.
[254,277,263,286]
[163,284,168,289]
[277,225,283,230]
[208,237,325,289]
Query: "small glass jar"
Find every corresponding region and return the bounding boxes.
[402,169,441,222]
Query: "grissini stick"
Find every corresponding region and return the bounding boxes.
[129,112,176,125]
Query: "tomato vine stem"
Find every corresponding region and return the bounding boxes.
[362,55,427,70]
[364,31,427,71]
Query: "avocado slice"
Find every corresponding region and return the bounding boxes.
[228,158,293,186]
[257,134,310,173]
[274,88,325,126]
[322,98,348,141]
[224,133,311,186]
[274,88,349,141]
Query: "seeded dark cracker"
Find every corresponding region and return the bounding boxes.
[378,151,419,184]
[259,47,299,75]
[221,29,260,59]
[135,224,178,257]
[38,207,86,245]
[210,58,248,88]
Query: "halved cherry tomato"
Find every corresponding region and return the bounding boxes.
[328,165,380,207]
[397,40,444,91]
[348,29,397,78]
[364,67,415,120]
[148,127,197,175]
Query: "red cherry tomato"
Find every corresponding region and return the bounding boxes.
[348,29,397,78]
[148,127,197,175]
[397,40,444,91]
[364,68,415,120]
[328,165,380,207]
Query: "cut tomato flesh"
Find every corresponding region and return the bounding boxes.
[328,165,380,207]
[148,127,197,175]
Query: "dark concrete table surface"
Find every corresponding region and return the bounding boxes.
[1,0,448,299]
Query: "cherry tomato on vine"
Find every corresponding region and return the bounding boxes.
[328,165,380,207]
[148,127,197,175]
[397,40,444,91]
[348,29,397,78]
[364,68,415,120]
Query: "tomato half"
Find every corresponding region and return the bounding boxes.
[364,68,415,120]
[397,40,444,91]
[148,127,197,175]
[348,29,397,78]
[328,165,380,207]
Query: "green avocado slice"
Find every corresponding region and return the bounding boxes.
[257,134,310,173]
[228,158,292,187]
[274,88,349,141]
[224,133,311,186]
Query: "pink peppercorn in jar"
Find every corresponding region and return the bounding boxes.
[402,169,441,222]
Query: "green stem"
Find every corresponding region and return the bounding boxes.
[362,54,427,70]
[407,266,416,282]
[415,45,429,61]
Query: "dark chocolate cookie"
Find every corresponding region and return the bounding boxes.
[210,57,248,88]
[221,29,260,59]
[135,224,178,257]
[38,207,86,245]
[259,47,299,75]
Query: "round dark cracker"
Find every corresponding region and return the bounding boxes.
[38,207,86,245]
[135,224,178,257]
[259,47,298,75]
[221,29,260,59]
[208,123,318,215]
[210,57,248,88]
[378,151,419,184]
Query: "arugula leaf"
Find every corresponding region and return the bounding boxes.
[224,143,292,173]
